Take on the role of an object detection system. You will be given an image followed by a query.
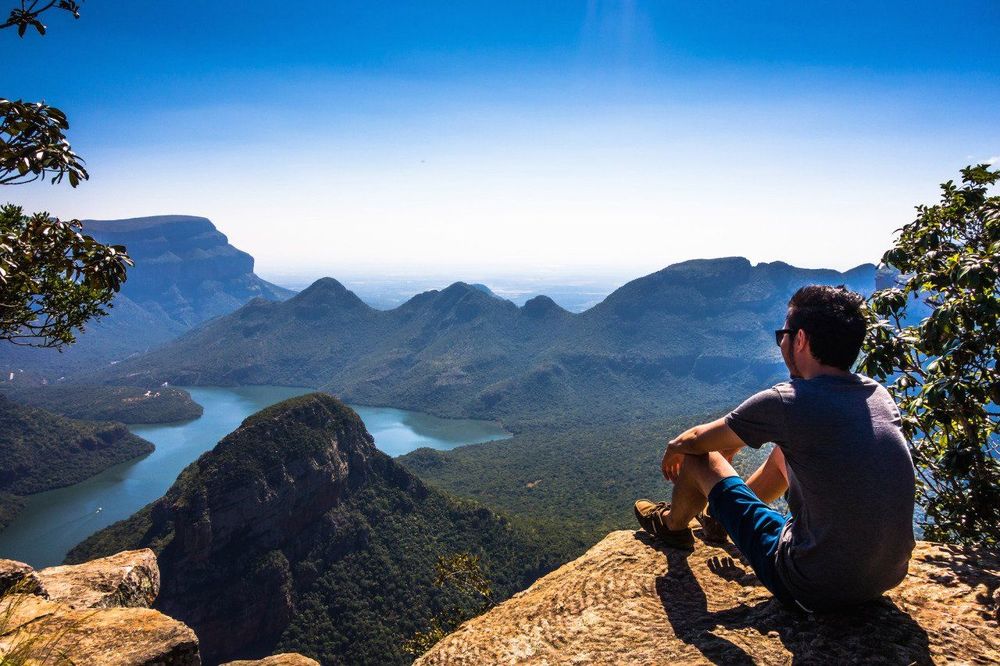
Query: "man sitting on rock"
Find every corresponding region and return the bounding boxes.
[634,285,915,612]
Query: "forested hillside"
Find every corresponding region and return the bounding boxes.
[0,395,154,529]
[2,385,203,424]
[92,257,874,426]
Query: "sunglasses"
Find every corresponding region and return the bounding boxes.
[774,328,798,346]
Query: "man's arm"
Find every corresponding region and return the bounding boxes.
[661,418,745,481]
[669,418,745,454]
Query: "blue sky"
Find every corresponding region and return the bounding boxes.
[5,1,999,277]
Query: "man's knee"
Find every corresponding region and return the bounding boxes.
[682,452,740,497]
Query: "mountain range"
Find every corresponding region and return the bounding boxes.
[92,256,875,427]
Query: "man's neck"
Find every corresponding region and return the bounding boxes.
[799,366,853,380]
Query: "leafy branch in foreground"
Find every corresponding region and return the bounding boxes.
[860,164,999,546]
[0,99,88,187]
[404,553,496,657]
[0,204,132,348]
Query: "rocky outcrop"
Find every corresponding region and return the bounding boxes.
[0,549,199,665]
[416,530,1000,665]
[221,655,320,666]
[33,548,160,609]
[1,550,318,666]
[0,595,200,665]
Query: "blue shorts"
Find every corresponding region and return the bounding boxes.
[707,476,809,611]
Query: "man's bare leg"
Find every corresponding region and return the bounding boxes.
[665,446,788,530]
[664,450,740,530]
[745,446,789,503]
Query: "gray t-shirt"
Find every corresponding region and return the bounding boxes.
[724,373,916,609]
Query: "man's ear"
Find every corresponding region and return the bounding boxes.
[795,328,808,353]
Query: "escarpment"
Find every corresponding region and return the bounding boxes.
[416,529,1000,665]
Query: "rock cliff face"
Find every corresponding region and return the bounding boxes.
[84,215,292,328]
[416,530,1000,665]
[75,393,380,662]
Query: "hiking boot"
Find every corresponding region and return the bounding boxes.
[696,509,729,544]
[633,499,695,550]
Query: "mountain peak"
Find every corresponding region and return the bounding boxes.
[290,277,369,310]
[82,215,214,233]
[521,295,569,318]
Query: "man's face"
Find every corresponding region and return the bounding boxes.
[780,314,802,379]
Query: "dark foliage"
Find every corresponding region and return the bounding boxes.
[860,164,1000,546]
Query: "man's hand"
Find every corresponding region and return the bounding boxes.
[661,446,684,482]
[661,419,747,482]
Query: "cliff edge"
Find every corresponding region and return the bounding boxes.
[416,530,1000,665]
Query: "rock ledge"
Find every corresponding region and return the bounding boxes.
[416,530,1000,665]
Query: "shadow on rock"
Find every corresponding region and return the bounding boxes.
[638,532,934,665]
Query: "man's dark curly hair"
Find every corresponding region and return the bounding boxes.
[786,285,866,371]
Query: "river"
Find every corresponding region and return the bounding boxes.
[0,386,510,567]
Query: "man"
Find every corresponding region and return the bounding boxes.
[634,285,915,612]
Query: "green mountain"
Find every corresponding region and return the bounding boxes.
[66,393,575,665]
[0,395,154,530]
[0,215,293,379]
[2,385,203,424]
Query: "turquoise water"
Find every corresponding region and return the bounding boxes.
[0,386,509,567]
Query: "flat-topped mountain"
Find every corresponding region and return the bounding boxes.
[83,215,292,327]
[94,257,875,425]
[67,393,568,665]
[0,215,293,378]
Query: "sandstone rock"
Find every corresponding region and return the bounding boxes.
[221,653,320,666]
[0,593,199,665]
[416,530,1000,665]
[0,559,43,596]
[35,548,159,609]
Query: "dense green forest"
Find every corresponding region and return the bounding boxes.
[2,385,202,423]
[68,393,580,665]
[0,395,154,529]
